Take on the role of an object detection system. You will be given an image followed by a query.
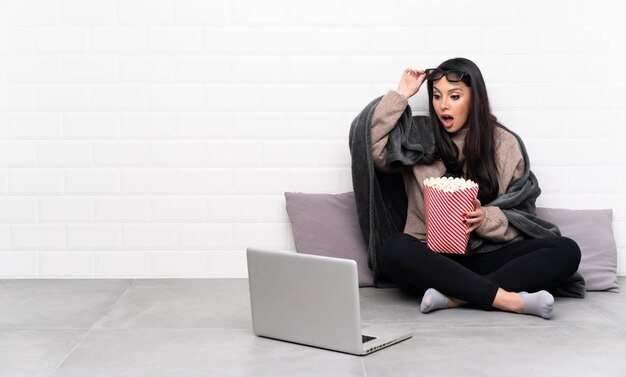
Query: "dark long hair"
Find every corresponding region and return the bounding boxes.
[425,57,500,204]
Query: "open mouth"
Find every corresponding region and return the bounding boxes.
[441,114,454,128]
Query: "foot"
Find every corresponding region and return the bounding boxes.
[420,288,450,313]
[519,291,554,319]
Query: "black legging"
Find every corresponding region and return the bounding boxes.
[378,233,581,310]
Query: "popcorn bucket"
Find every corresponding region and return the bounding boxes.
[423,177,479,254]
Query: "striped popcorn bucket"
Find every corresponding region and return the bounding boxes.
[423,178,479,254]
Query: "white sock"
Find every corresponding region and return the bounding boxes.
[519,291,554,319]
[420,288,450,313]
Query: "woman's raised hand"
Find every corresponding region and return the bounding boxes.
[396,68,427,100]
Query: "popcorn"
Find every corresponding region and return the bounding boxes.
[423,177,479,254]
[423,176,478,193]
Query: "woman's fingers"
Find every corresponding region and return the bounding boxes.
[404,68,417,76]
[404,68,412,76]
[414,70,427,86]
[466,224,480,234]
[398,68,426,99]
[464,199,484,234]
[464,215,482,233]
[463,200,483,222]
[405,69,426,92]
[404,68,424,77]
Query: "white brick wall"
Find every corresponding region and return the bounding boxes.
[1,0,625,277]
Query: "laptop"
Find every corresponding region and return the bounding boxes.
[246,248,412,355]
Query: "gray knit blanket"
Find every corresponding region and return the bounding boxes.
[349,95,585,297]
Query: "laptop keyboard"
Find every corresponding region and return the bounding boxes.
[362,335,377,344]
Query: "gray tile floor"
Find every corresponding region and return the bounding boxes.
[1,278,625,377]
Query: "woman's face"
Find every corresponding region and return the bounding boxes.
[432,77,472,134]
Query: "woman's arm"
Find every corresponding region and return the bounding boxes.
[370,90,408,172]
[371,69,426,172]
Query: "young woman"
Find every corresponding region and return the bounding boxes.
[370,57,581,319]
